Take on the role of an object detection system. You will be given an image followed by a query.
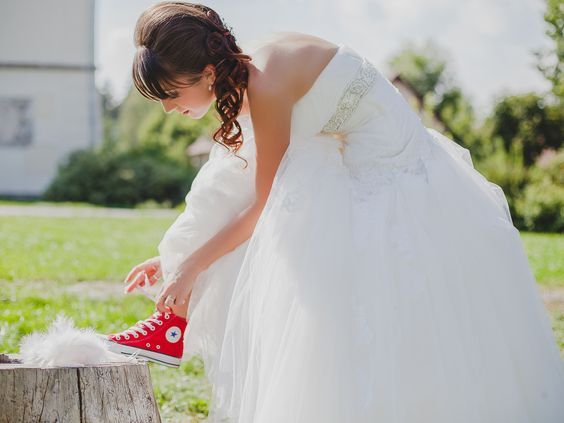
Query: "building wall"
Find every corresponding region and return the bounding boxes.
[0,0,101,197]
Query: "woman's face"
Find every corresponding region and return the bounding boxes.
[160,65,215,119]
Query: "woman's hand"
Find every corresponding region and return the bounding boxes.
[155,259,202,314]
[123,256,162,294]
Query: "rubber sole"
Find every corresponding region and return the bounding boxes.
[103,338,182,368]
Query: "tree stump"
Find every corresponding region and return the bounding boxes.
[0,353,162,423]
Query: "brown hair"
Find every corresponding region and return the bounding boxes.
[132,2,251,165]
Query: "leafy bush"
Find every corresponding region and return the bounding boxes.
[43,144,197,208]
[516,149,564,232]
[484,93,563,166]
[474,137,530,227]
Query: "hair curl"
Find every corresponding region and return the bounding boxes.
[132,1,252,166]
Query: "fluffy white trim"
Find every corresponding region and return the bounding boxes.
[19,313,138,367]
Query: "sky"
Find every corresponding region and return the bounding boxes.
[94,0,553,118]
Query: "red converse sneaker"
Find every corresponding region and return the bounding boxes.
[103,310,187,368]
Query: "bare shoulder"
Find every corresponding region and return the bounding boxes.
[243,33,341,205]
[245,32,340,106]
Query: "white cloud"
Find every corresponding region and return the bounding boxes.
[95,0,552,114]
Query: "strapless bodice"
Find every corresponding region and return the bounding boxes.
[288,43,435,174]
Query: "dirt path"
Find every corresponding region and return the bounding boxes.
[4,279,562,313]
[0,204,179,218]
[540,286,564,313]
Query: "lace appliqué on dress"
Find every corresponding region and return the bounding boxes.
[281,187,305,213]
[278,55,378,214]
[320,57,378,134]
[349,155,431,203]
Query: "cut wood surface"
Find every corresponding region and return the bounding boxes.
[0,354,162,423]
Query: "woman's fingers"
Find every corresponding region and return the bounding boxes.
[124,271,146,293]
[124,257,160,285]
[123,257,161,296]
[156,292,166,313]
[150,267,162,285]
[123,264,143,285]
[155,286,173,314]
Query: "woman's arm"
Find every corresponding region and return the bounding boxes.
[155,84,294,312]
[185,87,293,273]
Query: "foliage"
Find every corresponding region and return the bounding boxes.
[387,40,451,97]
[474,137,531,228]
[114,88,163,149]
[516,149,564,233]
[113,86,217,158]
[387,41,484,156]
[483,93,563,166]
[433,87,485,154]
[534,0,564,100]
[98,80,121,147]
[43,143,197,208]
[137,104,217,164]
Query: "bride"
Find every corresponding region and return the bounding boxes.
[104,2,564,422]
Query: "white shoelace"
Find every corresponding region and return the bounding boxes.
[115,311,170,340]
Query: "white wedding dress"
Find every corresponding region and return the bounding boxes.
[157,43,564,422]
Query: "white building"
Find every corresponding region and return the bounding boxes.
[0,0,101,197]
[186,135,216,168]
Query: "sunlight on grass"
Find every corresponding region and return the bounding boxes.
[1,214,562,421]
[521,232,564,288]
[0,216,177,282]
[0,279,211,423]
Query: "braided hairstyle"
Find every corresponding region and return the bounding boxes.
[132,2,252,165]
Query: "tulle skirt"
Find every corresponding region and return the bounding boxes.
[159,124,564,423]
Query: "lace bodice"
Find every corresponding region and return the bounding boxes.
[284,44,436,204]
[235,43,438,209]
[319,56,379,134]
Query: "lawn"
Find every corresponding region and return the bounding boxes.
[1,211,563,422]
[0,213,213,422]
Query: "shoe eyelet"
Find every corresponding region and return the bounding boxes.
[116,335,121,340]
[150,326,155,331]
[157,320,163,325]
[133,334,139,338]
[156,345,160,350]
[164,313,170,320]
[124,335,130,340]
[146,343,151,347]
[142,330,147,335]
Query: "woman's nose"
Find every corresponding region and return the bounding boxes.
[161,99,176,113]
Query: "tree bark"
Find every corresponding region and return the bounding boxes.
[0,354,162,423]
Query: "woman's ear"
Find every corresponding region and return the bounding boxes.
[204,64,216,85]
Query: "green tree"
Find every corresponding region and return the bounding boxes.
[483,93,563,166]
[115,87,163,149]
[516,149,564,232]
[137,105,217,164]
[433,87,485,155]
[388,42,483,154]
[534,0,564,100]
[387,40,450,97]
[98,80,120,147]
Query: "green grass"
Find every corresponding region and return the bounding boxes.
[0,279,211,422]
[0,198,185,211]
[0,216,176,282]
[1,215,561,286]
[0,213,214,422]
[0,199,109,207]
[0,213,563,421]
[520,231,564,288]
